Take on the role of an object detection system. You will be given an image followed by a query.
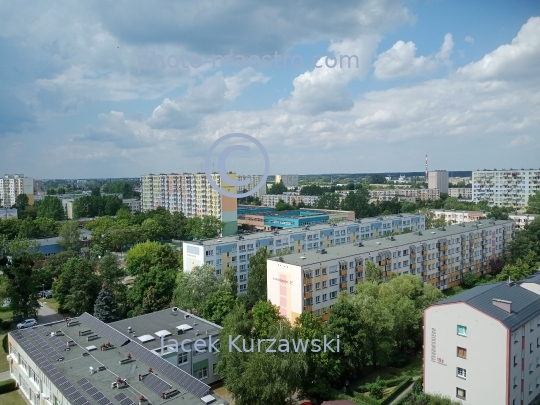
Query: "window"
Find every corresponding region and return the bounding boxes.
[514,355,518,367]
[531,343,534,353]
[349,286,354,293]
[315,269,320,276]
[195,367,208,379]
[315,282,320,290]
[349,274,354,281]
[322,281,327,288]
[322,294,327,301]
[456,388,466,399]
[457,325,467,336]
[457,347,467,359]
[322,267,327,275]
[213,363,218,375]
[178,352,189,365]
[513,332,518,343]
[315,296,320,304]
[330,291,337,299]
[456,367,466,379]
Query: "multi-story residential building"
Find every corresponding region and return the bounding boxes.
[184,214,425,293]
[369,188,440,202]
[472,169,540,207]
[448,188,472,199]
[275,174,299,188]
[0,208,17,220]
[449,177,471,186]
[0,174,34,207]
[424,274,540,405]
[428,170,449,194]
[141,173,238,236]
[510,213,539,230]
[431,210,487,224]
[267,220,514,322]
[261,192,320,207]
[238,208,355,230]
[7,310,227,405]
[123,198,141,214]
[236,175,266,198]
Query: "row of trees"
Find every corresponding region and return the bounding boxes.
[72,194,125,219]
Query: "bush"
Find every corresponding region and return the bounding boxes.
[381,377,412,405]
[368,377,386,400]
[1,319,12,330]
[2,334,7,354]
[0,379,17,394]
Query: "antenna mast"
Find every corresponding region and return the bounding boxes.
[425,154,428,183]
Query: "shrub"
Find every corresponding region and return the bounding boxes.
[368,377,386,400]
[2,334,7,354]
[1,319,12,330]
[0,379,17,394]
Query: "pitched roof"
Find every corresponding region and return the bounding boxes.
[436,274,540,331]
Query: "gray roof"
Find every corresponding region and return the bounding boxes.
[9,313,227,405]
[436,274,540,332]
[32,229,92,246]
[190,214,422,246]
[272,219,513,267]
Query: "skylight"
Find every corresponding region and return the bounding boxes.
[155,330,172,338]
[137,334,155,343]
[176,324,193,332]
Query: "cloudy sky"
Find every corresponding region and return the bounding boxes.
[1,0,539,179]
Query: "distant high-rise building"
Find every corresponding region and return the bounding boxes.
[0,174,34,207]
[275,174,298,188]
[428,170,449,194]
[472,169,540,207]
[236,175,266,198]
[140,173,238,236]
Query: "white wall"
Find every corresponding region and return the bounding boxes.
[267,260,303,322]
[424,302,509,405]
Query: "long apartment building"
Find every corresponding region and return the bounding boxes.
[0,174,34,207]
[7,310,227,405]
[267,220,514,322]
[369,188,440,202]
[261,192,320,207]
[141,173,238,236]
[424,274,540,405]
[448,188,472,199]
[472,169,540,207]
[275,174,298,188]
[432,209,539,231]
[183,214,425,293]
[236,174,266,198]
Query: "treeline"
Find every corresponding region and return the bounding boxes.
[72,194,125,218]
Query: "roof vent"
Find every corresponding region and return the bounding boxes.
[172,307,179,312]
[299,256,306,259]
[492,298,512,314]
[320,249,327,254]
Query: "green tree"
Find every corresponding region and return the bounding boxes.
[462,272,478,288]
[0,219,21,240]
[15,194,29,211]
[199,289,237,325]
[245,248,272,309]
[224,266,238,296]
[527,191,540,214]
[341,189,373,218]
[37,196,65,220]
[128,266,176,316]
[58,221,81,252]
[93,285,119,323]
[34,217,59,238]
[275,200,295,211]
[141,218,165,241]
[124,241,179,276]
[368,376,386,400]
[365,261,382,283]
[496,251,539,282]
[316,193,341,210]
[267,180,288,195]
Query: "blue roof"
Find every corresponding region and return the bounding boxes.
[436,274,540,331]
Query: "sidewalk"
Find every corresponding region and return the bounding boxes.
[0,370,11,381]
[388,376,420,405]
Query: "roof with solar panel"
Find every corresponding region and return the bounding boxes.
[8,313,228,405]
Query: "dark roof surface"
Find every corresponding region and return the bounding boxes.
[437,274,540,331]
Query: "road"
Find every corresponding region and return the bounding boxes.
[388,376,421,405]
[37,300,64,325]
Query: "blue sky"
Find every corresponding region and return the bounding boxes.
[0,0,539,178]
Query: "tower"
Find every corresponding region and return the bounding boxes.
[425,154,428,182]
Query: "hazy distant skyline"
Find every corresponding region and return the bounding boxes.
[1,1,539,178]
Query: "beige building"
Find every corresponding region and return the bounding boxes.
[424,274,540,404]
[140,173,238,236]
[448,188,472,199]
[275,174,299,188]
[267,220,514,322]
[428,170,449,194]
[261,192,320,207]
[369,188,440,202]
[0,174,34,207]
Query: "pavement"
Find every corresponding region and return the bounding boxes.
[388,376,421,405]
[0,370,10,381]
[37,300,64,325]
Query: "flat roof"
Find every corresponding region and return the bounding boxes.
[9,314,227,405]
[271,219,513,267]
[188,214,423,246]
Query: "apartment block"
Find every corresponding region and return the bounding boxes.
[369,188,440,202]
[448,188,472,199]
[431,209,487,224]
[428,170,449,194]
[424,274,540,405]
[7,311,227,405]
[275,174,299,188]
[236,175,266,198]
[0,174,34,207]
[472,169,540,207]
[261,192,320,207]
[267,220,514,322]
[140,173,238,236]
[123,198,141,214]
[510,213,539,230]
[0,208,18,220]
[184,214,425,293]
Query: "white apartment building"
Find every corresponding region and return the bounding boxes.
[428,170,449,194]
[510,213,539,230]
[275,174,299,188]
[448,188,472,199]
[267,220,514,322]
[123,198,141,214]
[0,208,18,220]
[140,173,238,236]
[424,274,540,405]
[431,210,487,224]
[261,192,320,207]
[369,188,440,202]
[472,169,540,207]
[0,174,34,207]
[183,214,425,293]
[236,175,266,198]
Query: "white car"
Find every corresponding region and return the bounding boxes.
[17,319,37,329]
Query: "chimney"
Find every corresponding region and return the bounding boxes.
[493,299,512,314]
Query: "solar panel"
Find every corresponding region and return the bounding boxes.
[79,313,131,346]
[141,373,172,395]
[114,393,136,405]
[77,376,114,405]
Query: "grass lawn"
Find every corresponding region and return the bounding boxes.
[0,390,28,405]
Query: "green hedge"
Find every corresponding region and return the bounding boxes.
[330,376,413,405]
[0,379,17,394]
[381,377,413,405]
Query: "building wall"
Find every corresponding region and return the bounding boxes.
[0,175,34,207]
[267,260,303,322]
[448,188,472,199]
[275,174,298,188]
[236,175,266,198]
[429,171,449,194]
[369,188,440,202]
[509,214,538,230]
[472,170,540,207]
[424,303,508,405]
[431,210,487,224]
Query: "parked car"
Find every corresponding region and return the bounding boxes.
[41,290,53,299]
[17,318,37,329]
